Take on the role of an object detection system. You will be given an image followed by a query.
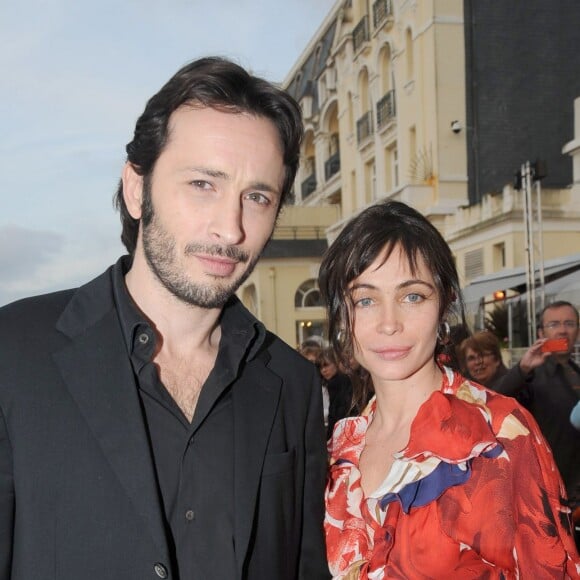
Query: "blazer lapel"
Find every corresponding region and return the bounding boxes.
[53,283,169,560]
[232,356,282,575]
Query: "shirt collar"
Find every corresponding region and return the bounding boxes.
[111,255,266,363]
[218,295,266,363]
[111,255,148,358]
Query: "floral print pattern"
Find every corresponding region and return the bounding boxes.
[325,367,580,578]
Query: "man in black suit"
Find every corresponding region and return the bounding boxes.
[0,57,329,580]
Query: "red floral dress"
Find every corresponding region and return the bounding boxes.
[325,367,580,578]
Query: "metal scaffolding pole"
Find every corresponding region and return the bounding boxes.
[535,178,546,312]
[522,161,536,344]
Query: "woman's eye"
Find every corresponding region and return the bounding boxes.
[354,297,373,308]
[404,293,424,304]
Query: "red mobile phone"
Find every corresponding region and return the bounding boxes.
[541,338,569,353]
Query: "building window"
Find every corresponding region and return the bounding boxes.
[384,144,398,191]
[295,279,323,308]
[493,242,506,270]
[377,89,396,129]
[364,159,376,203]
[353,15,369,53]
[465,248,484,282]
[357,110,374,144]
[296,320,326,348]
[373,0,393,29]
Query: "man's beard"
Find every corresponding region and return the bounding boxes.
[140,180,262,309]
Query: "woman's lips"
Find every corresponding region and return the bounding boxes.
[373,347,411,361]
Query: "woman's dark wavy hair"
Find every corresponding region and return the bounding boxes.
[113,56,304,254]
[319,200,466,410]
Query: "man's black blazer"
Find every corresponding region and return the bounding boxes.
[0,264,330,579]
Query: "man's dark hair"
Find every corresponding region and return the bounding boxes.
[113,56,304,254]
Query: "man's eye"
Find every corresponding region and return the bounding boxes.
[246,192,271,206]
[191,180,212,190]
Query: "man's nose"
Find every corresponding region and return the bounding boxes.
[208,198,245,245]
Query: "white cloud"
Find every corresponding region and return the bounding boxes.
[0,225,64,279]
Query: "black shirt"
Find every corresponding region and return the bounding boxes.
[111,257,263,579]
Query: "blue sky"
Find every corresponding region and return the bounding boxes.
[0,0,336,306]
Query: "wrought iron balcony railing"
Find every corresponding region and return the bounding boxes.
[373,0,393,29]
[356,110,374,145]
[301,173,317,199]
[324,151,341,180]
[376,89,396,129]
[353,15,369,53]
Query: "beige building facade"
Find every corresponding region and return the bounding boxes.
[238,206,338,348]
[238,0,580,347]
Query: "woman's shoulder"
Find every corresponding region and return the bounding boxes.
[443,369,538,443]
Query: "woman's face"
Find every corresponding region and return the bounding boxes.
[464,347,500,385]
[348,244,441,388]
[319,359,338,381]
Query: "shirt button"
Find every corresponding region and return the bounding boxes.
[154,562,168,578]
[138,333,149,345]
[185,509,195,521]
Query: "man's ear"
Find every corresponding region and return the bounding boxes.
[538,326,545,339]
[122,162,144,219]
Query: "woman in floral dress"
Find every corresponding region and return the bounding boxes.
[319,200,579,578]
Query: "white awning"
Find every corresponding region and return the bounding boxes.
[544,268,580,296]
[462,253,580,304]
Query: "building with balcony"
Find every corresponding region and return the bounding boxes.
[238,0,580,347]
[285,0,469,241]
[285,1,579,329]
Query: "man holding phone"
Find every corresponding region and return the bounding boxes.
[495,301,580,522]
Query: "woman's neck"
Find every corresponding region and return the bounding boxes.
[370,361,442,434]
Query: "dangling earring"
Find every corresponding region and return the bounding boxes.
[437,321,451,344]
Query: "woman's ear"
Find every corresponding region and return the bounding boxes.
[122,162,144,219]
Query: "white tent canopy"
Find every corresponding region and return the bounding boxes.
[462,253,580,305]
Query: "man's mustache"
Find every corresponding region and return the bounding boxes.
[184,243,249,263]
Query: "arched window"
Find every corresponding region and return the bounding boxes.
[358,67,370,115]
[314,43,323,66]
[295,279,323,308]
[379,43,393,93]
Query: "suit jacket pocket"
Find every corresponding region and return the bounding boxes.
[262,448,295,477]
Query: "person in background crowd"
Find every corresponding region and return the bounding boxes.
[298,343,330,433]
[494,300,580,545]
[319,347,355,439]
[0,57,329,580]
[319,200,579,578]
[458,330,508,389]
